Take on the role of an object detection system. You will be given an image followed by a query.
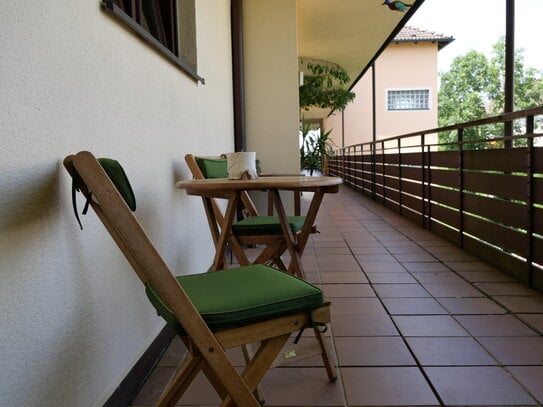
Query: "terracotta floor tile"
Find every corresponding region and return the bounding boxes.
[518,314,543,334]
[382,297,448,315]
[455,315,539,336]
[322,283,375,298]
[392,315,468,337]
[312,240,349,248]
[320,271,368,284]
[332,313,399,336]
[437,297,507,315]
[329,297,388,315]
[349,246,388,255]
[425,366,537,405]
[403,262,450,272]
[444,261,496,271]
[335,337,416,366]
[260,367,345,406]
[313,247,353,255]
[354,254,399,263]
[365,272,418,284]
[387,245,426,254]
[406,337,497,366]
[421,282,484,298]
[394,253,438,263]
[434,252,479,262]
[508,366,543,404]
[478,337,543,365]
[344,239,384,248]
[457,270,515,283]
[412,271,465,284]
[373,283,430,298]
[342,367,439,406]
[317,254,361,271]
[157,337,186,367]
[493,295,543,313]
[131,366,173,406]
[359,261,407,272]
[474,282,541,296]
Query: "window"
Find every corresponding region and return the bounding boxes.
[113,0,179,55]
[102,0,203,83]
[387,89,430,111]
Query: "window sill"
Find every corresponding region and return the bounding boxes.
[101,0,205,84]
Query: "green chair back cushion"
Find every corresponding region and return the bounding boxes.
[233,215,306,235]
[145,264,323,336]
[195,157,228,179]
[97,158,136,211]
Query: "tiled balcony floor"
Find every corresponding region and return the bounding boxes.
[132,186,543,406]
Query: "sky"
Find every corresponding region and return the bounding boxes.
[407,0,543,73]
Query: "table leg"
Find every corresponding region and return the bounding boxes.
[211,192,240,271]
[270,189,304,278]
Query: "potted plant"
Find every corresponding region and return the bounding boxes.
[300,122,335,176]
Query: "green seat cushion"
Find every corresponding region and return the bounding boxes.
[232,215,306,236]
[195,157,227,179]
[146,264,323,336]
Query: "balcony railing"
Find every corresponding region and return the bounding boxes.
[329,106,543,292]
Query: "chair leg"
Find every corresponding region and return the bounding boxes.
[221,334,290,407]
[253,240,287,270]
[156,354,204,407]
[314,328,337,382]
[241,344,266,404]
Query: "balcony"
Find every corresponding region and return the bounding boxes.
[130,185,543,406]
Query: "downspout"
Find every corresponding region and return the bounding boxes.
[372,62,377,143]
[231,0,246,152]
[504,0,515,148]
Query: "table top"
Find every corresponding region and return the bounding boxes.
[176,175,342,196]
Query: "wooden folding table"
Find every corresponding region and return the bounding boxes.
[176,175,341,278]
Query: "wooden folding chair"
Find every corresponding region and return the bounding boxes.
[64,151,335,407]
[185,154,315,272]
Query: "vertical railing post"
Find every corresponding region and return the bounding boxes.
[458,127,465,248]
[381,140,386,204]
[426,143,432,231]
[354,144,359,192]
[421,133,426,228]
[397,138,402,215]
[371,142,376,200]
[526,115,535,287]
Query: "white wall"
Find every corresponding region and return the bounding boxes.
[243,0,300,211]
[0,1,234,406]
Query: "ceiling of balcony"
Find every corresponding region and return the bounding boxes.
[297,0,425,118]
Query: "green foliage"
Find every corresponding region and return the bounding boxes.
[438,37,543,150]
[300,123,335,175]
[299,60,356,113]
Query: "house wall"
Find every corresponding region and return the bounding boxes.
[243,0,300,210]
[0,1,236,406]
[327,41,439,149]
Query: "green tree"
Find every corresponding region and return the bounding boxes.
[438,37,543,150]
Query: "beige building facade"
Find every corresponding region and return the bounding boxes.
[325,27,453,149]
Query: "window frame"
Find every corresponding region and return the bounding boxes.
[102,0,204,84]
[386,88,431,112]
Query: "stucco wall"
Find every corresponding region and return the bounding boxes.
[242,0,300,211]
[0,1,234,406]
